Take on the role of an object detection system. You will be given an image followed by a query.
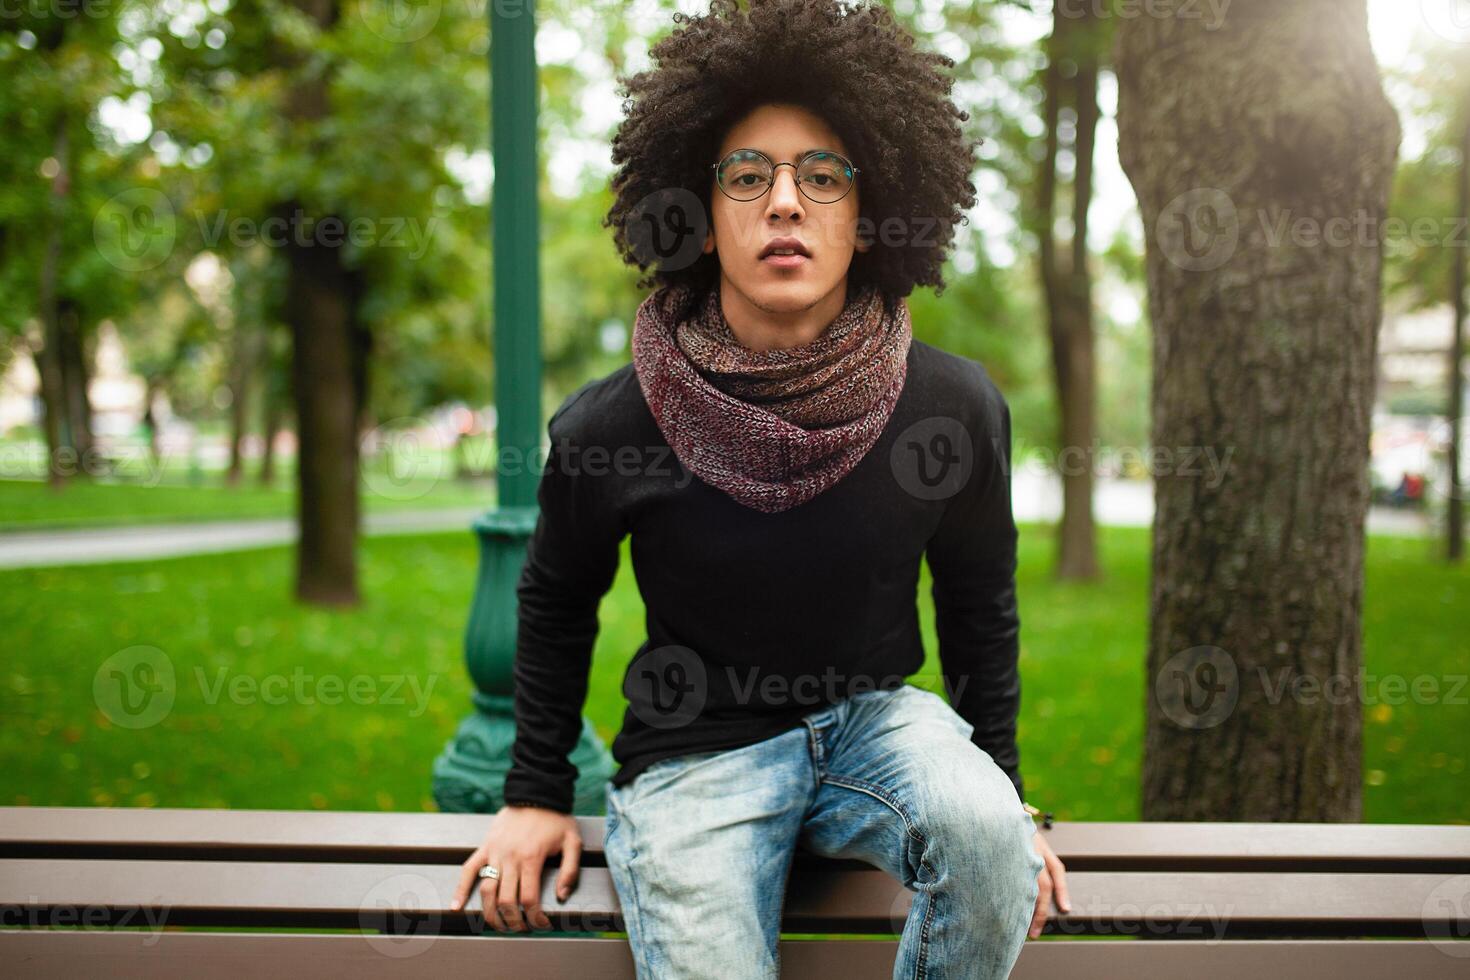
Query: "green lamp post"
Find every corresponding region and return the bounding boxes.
[431,0,615,816]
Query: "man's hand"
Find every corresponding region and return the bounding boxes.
[449,804,583,933]
[1027,829,1071,939]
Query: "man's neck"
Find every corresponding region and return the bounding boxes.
[718,276,847,352]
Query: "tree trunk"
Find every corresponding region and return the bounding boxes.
[259,382,282,489]
[36,118,71,489]
[281,0,362,606]
[286,211,362,606]
[1117,0,1400,821]
[225,322,261,486]
[1038,6,1102,580]
[56,299,94,472]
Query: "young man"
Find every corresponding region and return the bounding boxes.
[452,1,1070,975]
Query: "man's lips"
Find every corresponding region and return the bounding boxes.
[761,252,810,268]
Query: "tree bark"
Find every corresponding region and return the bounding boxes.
[281,0,362,606]
[1116,0,1400,821]
[1038,6,1102,580]
[225,322,261,486]
[56,299,94,471]
[285,206,362,606]
[35,117,71,489]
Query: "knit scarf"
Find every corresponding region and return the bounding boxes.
[631,282,912,514]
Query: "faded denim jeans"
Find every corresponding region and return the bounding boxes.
[602,684,1045,979]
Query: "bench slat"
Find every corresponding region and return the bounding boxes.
[3,807,1467,872]
[3,858,1465,936]
[3,932,1468,980]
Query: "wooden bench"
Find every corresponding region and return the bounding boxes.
[2,806,1467,977]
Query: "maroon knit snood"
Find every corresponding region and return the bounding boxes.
[631,281,912,514]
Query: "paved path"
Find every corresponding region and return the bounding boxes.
[0,477,1441,570]
[0,507,486,570]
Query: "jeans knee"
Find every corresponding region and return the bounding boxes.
[919,791,1041,897]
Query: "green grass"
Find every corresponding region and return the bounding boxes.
[0,524,1465,822]
[0,473,495,531]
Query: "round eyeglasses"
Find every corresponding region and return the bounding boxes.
[711,148,860,204]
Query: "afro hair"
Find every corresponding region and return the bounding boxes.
[603,0,981,312]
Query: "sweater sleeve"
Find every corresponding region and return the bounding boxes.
[923,374,1026,802]
[501,394,625,813]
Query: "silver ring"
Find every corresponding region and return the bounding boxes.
[477,864,500,881]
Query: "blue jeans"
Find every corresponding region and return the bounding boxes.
[602,684,1044,979]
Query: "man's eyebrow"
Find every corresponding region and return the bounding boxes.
[737,147,840,162]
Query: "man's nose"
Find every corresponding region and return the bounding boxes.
[767,166,804,218]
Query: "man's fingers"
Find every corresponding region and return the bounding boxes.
[1029,870,1052,939]
[520,858,552,930]
[557,832,583,901]
[496,863,527,933]
[1049,855,1072,913]
[450,847,484,912]
[480,872,508,933]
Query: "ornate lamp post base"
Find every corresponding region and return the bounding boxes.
[431,508,616,816]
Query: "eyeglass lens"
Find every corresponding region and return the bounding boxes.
[716,150,855,203]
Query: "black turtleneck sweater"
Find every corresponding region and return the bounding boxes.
[501,338,1026,813]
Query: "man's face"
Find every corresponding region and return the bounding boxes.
[704,102,868,316]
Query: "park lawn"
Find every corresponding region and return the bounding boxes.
[0,473,496,531]
[0,524,1464,823]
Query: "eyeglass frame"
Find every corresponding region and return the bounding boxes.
[710,147,861,204]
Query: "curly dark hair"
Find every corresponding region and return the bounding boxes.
[603,0,981,313]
